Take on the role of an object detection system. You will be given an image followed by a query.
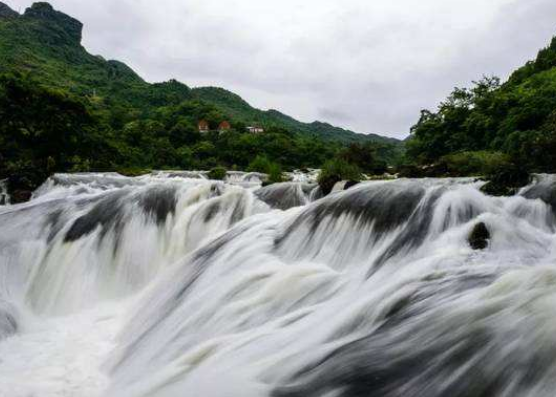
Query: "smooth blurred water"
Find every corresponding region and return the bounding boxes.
[0,172,555,397]
[0,179,9,206]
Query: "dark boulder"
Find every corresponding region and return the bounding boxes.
[423,162,449,178]
[319,175,341,197]
[469,222,490,250]
[397,165,426,178]
[344,180,360,190]
[11,190,33,204]
[10,190,33,204]
[481,166,531,197]
[6,169,48,204]
[521,175,556,215]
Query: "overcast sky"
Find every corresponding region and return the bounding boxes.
[7,0,556,138]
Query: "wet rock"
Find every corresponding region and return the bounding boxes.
[521,175,556,215]
[344,180,360,190]
[10,190,32,203]
[469,222,490,250]
[481,166,531,197]
[319,175,341,197]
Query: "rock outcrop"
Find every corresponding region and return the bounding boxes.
[481,166,531,197]
[468,222,490,250]
[23,2,83,44]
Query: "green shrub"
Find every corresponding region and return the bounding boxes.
[267,163,284,184]
[318,158,361,196]
[396,164,426,178]
[208,166,227,180]
[116,167,151,177]
[247,155,273,173]
[248,155,284,185]
[440,151,511,177]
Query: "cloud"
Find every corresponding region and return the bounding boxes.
[6,0,556,138]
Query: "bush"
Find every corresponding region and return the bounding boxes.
[116,167,151,177]
[248,155,284,185]
[267,163,284,184]
[247,155,273,173]
[208,166,227,180]
[318,158,361,196]
[440,151,511,177]
[396,164,426,178]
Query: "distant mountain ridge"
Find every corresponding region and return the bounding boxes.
[0,1,399,145]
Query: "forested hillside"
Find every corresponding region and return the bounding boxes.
[0,2,400,197]
[0,2,396,145]
[407,36,556,175]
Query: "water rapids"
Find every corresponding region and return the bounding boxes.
[0,172,555,397]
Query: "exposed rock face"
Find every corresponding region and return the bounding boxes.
[0,2,19,19]
[11,190,33,204]
[344,180,360,190]
[521,175,556,215]
[320,176,341,197]
[23,2,83,43]
[468,222,490,250]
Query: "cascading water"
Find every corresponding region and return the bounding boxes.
[0,172,555,397]
[0,179,9,206]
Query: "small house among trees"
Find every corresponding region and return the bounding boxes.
[218,121,231,132]
[246,125,264,134]
[198,119,209,133]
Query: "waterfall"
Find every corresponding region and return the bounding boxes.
[0,173,555,397]
[0,178,9,206]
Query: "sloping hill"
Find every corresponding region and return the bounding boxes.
[0,1,397,145]
[191,87,399,143]
[407,34,556,172]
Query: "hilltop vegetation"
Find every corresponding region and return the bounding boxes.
[0,2,400,197]
[407,37,556,175]
[0,2,397,146]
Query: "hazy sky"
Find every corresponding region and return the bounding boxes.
[7,0,556,138]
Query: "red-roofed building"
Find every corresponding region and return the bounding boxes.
[218,121,231,132]
[198,120,209,133]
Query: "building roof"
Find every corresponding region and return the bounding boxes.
[218,121,231,129]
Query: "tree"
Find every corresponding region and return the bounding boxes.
[0,73,109,187]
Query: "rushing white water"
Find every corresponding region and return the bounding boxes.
[0,179,9,206]
[0,172,555,397]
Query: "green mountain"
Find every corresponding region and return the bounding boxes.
[407,35,556,174]
[0,1,397,145]
[190,86,397,143]
[0,1,403,199]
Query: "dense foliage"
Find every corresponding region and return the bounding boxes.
[247,155,284,184]
[317,158,362,196]
[0,2,399,146]
[0,73,344,181]
[0,2,401,198]
[407,37,556,174]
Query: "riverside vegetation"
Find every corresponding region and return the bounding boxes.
[405,38,556,178]
[2,2,556,201]
[0,2,399,201]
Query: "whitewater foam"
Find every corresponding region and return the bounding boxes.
[0,172,555,396]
